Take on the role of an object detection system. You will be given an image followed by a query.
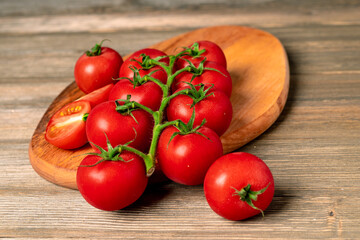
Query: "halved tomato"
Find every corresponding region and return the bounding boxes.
[45,100,91,149]
[75,83,114,108]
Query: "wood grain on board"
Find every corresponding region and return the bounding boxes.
[28,25,289,189]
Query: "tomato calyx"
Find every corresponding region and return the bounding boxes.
[85,39,109,57]
[178,42,206,59]
[128,66,163,87]
[232,183,271,217]
[115,95,155,116]
[181,58,227,82]
[114,97,139,122]
[82,135,155,176]
[168,109,209,146]
[82,143,131,168]
[131,54,168,70]
[180,83,214,108]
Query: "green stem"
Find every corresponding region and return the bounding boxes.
[159,88,190,114]
[143,75,166,89]
[147,120,181,164]
[149,59,172,77]
[119,53,192,177]
[120,145,155,176]
[167,66,192,88]
[116,100,155,116]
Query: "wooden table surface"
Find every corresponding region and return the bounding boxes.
[1,0,360,239]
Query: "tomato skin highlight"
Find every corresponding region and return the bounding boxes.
[204,152,274,221]
[109,79,163,111]
[172,61,232,97]
[167,87,233,136]
[76,152,148,211]
[86,101,154,153]
[119,48,169,84]
[76,83,114,108]
[75,47,123,94]
[45,100,91,149]
[176,40,227,70]
[157,126,223,185]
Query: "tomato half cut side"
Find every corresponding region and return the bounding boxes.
[45,100,91,149]
[76,83,114,108]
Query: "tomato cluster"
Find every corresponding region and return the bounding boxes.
[45,40,274,220]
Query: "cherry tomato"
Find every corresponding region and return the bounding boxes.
[157,126,223,185]
[86,101,154,152]
[77,152,148,211]
[109,79,163,111]
[167,87,232,136]
[45,100,91,149]
[76,83,114,108]
[172,61,232,97]
[204,152,274,221]
[75,45,123,94]
[119,48,169,84]
[176,40,227,70]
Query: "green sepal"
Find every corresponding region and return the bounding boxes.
[176,42,206,59]
[131,53,167,70]
[127,65,162,88]
[82,113,89,122]
[232,183,271,217]
[167,108,209,148]
[85,39,109,57]
[79,133,131,168]
[115,95,140,123]
[180,57,227,82]
[179,82,214,108]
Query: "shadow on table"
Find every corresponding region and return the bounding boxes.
[113,181,174,213]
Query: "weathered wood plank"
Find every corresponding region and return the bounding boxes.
[1,0,359,18]
[1,0,360,239]
[1,25,359,84]
[1,9,360,36]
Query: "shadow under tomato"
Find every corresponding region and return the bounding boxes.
[113,180,174,213]
[263,187,295,217]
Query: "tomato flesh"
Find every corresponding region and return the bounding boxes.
[45,101,91,149]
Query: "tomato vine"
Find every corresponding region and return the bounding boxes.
[111,52,208,176]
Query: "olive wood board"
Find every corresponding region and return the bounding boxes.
[29,25,289,190]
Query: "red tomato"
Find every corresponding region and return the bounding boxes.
[157,126,223,185]
[77,152,148,211]
[76,83,114,108]
[167,87,232,136]
[109,79,163,111]
[204,152,274,221]
[74,46,123,94]
[176,40,227,70]
[45,100,91,149]
[119,48,169,84]
[86,101,154,152]
[172,61,232,97]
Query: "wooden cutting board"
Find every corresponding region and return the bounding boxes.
[29,25,289,190]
